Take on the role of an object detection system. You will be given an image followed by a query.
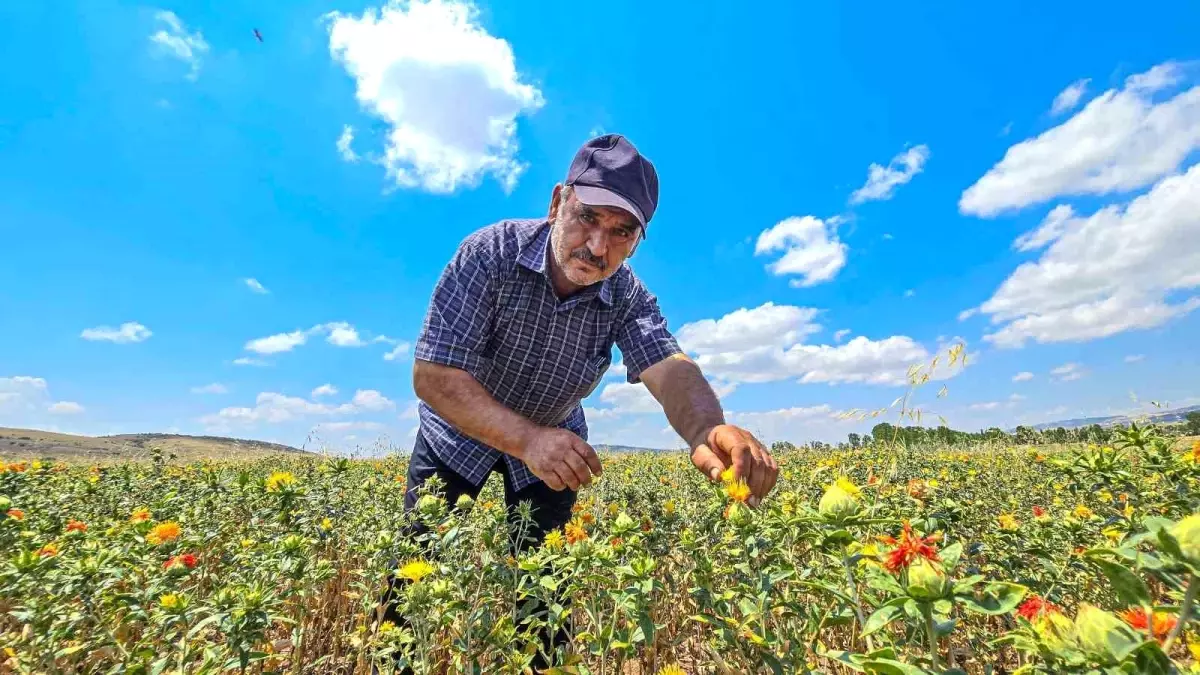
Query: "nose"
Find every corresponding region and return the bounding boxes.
[586,225,609,258]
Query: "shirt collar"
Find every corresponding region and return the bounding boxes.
[518,221,615,306]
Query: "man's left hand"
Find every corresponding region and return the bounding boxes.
[691,425,779,507]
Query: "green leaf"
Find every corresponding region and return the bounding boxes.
[939,542,963,573]
[860,658,933,675]
[957,582,1026,615]
[1087,558,1150,606]
[539,575,559,592]
[862,603,904,637]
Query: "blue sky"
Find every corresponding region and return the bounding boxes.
[2,0,1199,452]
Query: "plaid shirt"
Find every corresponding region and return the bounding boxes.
[414,218,683,490]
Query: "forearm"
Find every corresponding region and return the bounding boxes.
[649,355,726,450]
[412,359,538,460]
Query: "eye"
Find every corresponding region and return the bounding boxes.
[580,211,597,224]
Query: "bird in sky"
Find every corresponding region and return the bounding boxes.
[253,28,263,43]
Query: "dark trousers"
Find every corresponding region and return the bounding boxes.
[380,432,577,670]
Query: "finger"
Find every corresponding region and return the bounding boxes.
[746,443,768,504]
[573,439,604,476]
[761,445,779,497]
[692,445,727,482]
[731,441,752,483]
[562,450,593,489]
[542,468,566,492]
[556,462,581,491]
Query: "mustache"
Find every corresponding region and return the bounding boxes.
[571,248,607,270]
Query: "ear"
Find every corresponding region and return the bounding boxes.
[547,184,564,222]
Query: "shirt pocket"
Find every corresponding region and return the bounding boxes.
[578,352,612,400]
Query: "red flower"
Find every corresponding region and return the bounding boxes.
[1032,505,1046,518]
[878,522,941,573]
[1120,607,1176,642]
[1016,595,1062,621]
[164,553,198,570]
[66,519,87,533]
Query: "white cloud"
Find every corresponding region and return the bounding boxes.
[849,145,930,204]
[245,329,310,355]
[314,420,385,432]
[1124,354,1146,363]
[312,384,339,398]
[903,289,915,298]
[244,278,269,294]
[597,382,660,414]
[149,10,209,81]
[677,304,949,387]
[233,357,270,367]
[48,401,85,415]
[383,342,411,361]
[960,62,1199,216]
[1012,371,1034,382]
[1050,362,1086,382]
[1050,78,1090,115]
[604,361,627,379]
[324,322,366,347]
[1009,393,1027,402]
[977,163,1200,348]
[326,0,544,193]
[0,377,49,413]
[201,388,394,428]
[400,401,420,419]
[833,329,851,343]
[337,125,359,162]
[1014,205,1074,252]
[726,405,851,445]
[81,322,152,344]
[755,216,847,287]
[191,383,228,395]
[969,401,1001,411]
[958,308,978,321]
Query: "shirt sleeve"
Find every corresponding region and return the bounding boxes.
[615,286,684,384]
[414,241,496,376]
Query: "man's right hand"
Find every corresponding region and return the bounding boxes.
[519,428,603,491]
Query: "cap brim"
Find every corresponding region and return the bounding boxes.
[572,185,647,234]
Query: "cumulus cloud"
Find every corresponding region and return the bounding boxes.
[976,163,1200,348]
[726,405,852,445]
[1124,354,1146,363]
[833,329,851,343]
[383,342,411,361]
[961,62,1199,216]
[968,401,1001,411]
[149,10,209,81]
[244,322,397,357]
[1050,78,1090,115]
[849,145,930,204]
[337,125,359,162]
[201,389,394,429]
[48,401,85,415]
[675,303,954,387]
[755,216,847,287]
[81,322,152,344]
[191,383,228,395]
[324,322,366,347]
[245,329,310,355]
[244,278,269,294]
[1012,371,1034,382]
[233,357,269,367]
[1050,362,1086,382]
[311,384,339,398]
[326,0,544,193]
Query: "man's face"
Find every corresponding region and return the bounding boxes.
[548,186,641,289]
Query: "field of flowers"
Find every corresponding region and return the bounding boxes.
[2,425,1199,674]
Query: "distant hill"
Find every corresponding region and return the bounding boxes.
[0,427,312,463]
[1029,404,1200,431]
[594,443,675,454]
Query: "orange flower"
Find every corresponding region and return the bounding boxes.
[1017,595,1062,621]
[38,542,59,557]
[906,479,927,500]
[65,519,87,533]
[8,462,28,473]
[580,512,595,525]
[1121,607,1177,642]
[146,521,182,545]
[565,519,588,544]
[878,522,941,574]
[130,508,151,524]
[724,480,752,503]
[6,508,25,521]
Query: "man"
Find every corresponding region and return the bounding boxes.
[387,133,779,665]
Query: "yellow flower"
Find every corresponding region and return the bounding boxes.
[607,503,619,518]
[724,480,752,504]
[1102,527,1124,544]
[320,518,333,531]
[543,529,565,550]
[927,479,940,488]
[379,620,396,634]
[998,513,1019,531]
[265,472,296,492]
[663,499,676,516]
[719,466,736,484]
[38,542,59,557]
[1073,504,1094,520]
[834,476,861,496]
[130,507,151,524]
[146,521,181,545]
[565,519,589,544]
[159,593,181,610]
[396,560,435,583]
[657,666,686,675]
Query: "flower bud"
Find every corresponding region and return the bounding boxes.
[0,496,11,512]
[416,494,445,519]
[1169,513,1200,564]
[906,558,951,601]
[1073,604,1131,659]
[454,494,475,513]
[818,483,861,523]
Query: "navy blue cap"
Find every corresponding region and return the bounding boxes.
[565,134,658,236]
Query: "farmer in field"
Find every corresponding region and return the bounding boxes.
[383,134,778,665]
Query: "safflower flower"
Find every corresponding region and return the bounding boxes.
[997,513,1019,531]
[1017,595,1062,621]
[265,471,296,492]
[38,542,59,557]
[1120,607,1176,642]
[879,522,940,573]
[65,519,87,533]
[164,553,198,570]
[396,560,435,583]
[6,508,25,521]
[543,529,565,550]
[565,519,588,544]
[146,521,182,545]
[724,479,752,504]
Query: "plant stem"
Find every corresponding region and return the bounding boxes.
[921,603,940,669]
[842,555,876,652]
[1163,572,1197,652]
